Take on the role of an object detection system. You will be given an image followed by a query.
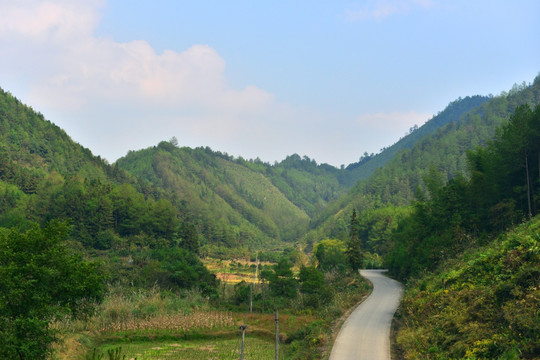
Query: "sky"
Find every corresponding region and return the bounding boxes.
[0,1,539,167]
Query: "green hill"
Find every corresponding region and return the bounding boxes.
[345,95,490,183]
[0,88,112,189]
[307,76,540,246]
[0,87,192,251]
[116,143,313,249]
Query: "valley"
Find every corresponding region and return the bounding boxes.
[1,74,539,359]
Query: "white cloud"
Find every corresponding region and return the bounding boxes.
[0,0,435,167]
[0,0,272,112]
[0,0,277,162]
[0,0,102,39]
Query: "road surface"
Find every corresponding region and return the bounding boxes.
[329,270,403,360]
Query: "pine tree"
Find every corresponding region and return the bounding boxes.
[347,209,363,271]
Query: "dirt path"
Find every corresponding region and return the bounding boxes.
[329,270,403,360]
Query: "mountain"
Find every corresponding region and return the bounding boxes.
[0,88,112,190]
[345,95,491,182]
[389,100,540,358]
[0,87,192,251]
[2,75,539,254]
[116,144,348,250]
[307,76,540,246]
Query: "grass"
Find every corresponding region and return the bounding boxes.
[52,260,371,359]
[94,336,276,360]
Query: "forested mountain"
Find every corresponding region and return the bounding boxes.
[2,75,538,255]
[0,89,112,190]
[345,95,490,182]
[113,94,499,252]
[0,86,219,299]
[307,76,540,245]
[116,144,313,249]
[390,102,540,359]
[116,144,356,251]
[0,87,197,251]
[243,153,350,217]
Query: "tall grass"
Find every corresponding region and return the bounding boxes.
[93,286,234,335]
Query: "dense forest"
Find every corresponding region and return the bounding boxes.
[1,74,539,359]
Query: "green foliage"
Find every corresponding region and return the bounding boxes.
[314,239,348,273]
[116,145,317,248]
[396,217,540,359]
[311,77,540,245]
[126,247,220,298]
[388,104,540,280]
[0,221,106,359]
[268,258,297,300]
[346,209,363,271]
[298,266,327,308]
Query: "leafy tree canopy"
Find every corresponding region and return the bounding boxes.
[0,221,106,359]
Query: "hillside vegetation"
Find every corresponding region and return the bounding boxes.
[345,94,490,182]
[396,216,540,359]
[116,144,358,252]
[308,77,540,248]
[387,101,540,359]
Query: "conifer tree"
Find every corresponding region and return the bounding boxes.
[347,209,363,271]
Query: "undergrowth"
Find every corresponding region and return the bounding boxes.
[396,217,540,359]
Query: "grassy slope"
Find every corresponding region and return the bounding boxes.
[396,216,540,359]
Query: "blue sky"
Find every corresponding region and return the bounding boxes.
[0,1,539,166]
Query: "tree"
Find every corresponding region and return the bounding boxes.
[298,265,326,307]
[314,239,348,273]
[179,221,200,254]
[146,247,218,297]
[346,209,363,271]
[0,221,106,359]
[268,258,297,299]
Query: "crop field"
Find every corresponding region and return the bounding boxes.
[203,258,273,284]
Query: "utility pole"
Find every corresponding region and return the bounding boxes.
[239,325,247,360]
[261,277,265,313]
[250,254,258,313]
[275,311,279,360]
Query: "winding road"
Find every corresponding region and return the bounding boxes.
[329,270,403,360]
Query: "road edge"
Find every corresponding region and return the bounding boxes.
[321,273,374,360]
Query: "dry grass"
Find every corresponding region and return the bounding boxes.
[98,311,235,334]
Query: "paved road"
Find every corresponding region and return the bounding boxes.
[329,270,403,360]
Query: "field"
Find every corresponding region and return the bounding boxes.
[203,258,274,284]
[94,336,276,360]
[52,256,368,359]
[52,285,317,359]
